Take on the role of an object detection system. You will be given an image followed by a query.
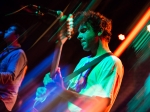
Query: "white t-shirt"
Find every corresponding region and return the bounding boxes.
[68,54,124,112]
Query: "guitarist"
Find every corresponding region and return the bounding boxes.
[35,11,124,112]
[0,23,27,112]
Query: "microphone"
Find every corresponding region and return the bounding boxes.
[31,5,63,18]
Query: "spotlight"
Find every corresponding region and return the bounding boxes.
[147,24,150,32]
[118,34,125,40]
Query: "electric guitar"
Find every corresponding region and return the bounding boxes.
[32,14,74,112]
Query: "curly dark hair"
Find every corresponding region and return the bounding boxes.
[74,11,112,42]
[9,23,26,44]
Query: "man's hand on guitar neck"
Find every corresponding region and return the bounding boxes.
[53,67,65,89]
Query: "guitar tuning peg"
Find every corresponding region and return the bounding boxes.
[68,14,73,19]
[67,14,73,23]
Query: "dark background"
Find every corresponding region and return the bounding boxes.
[0,0,150,111]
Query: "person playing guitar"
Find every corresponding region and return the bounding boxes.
[34,11,124,112]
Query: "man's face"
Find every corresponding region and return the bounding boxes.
[77,23,98,51]
[4,26,17,43]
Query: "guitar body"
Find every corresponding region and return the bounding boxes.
[33,84,70,112]
[33,94,63,112]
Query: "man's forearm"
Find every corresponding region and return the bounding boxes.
[57,89,110,111]
[57,89,93,108]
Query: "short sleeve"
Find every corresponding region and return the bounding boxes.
[7,50,27,79]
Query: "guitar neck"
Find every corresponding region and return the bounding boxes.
[50,38,68,78]
[49,14,73,78]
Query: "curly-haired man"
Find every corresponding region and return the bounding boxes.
[35,11,124,112]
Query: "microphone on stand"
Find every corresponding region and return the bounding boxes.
[31,5,64,19]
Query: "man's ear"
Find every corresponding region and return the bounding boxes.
[98,30,103,36]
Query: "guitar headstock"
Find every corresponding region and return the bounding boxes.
[66,14,74,40]
[58,14,74,45]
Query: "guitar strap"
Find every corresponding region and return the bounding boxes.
[64,52,113,83]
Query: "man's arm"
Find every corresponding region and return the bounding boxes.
[36,85,110,112]
[0,50,26,84]
[59,89,110,112]
[0,72,15,84]
[41,73,110,111]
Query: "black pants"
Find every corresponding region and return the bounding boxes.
[0,100,11,112]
